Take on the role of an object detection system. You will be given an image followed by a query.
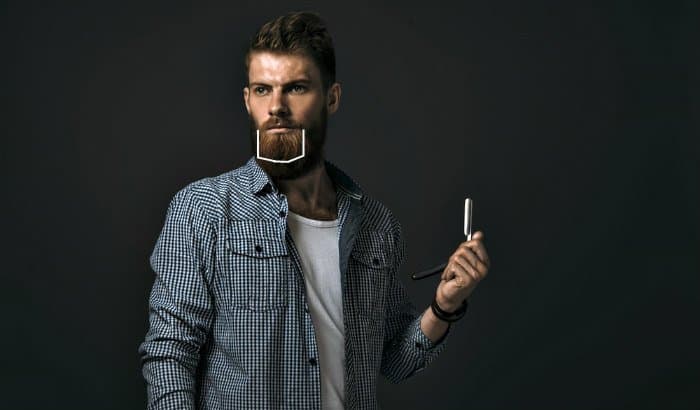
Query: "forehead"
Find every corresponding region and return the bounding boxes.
[247,51,321,84]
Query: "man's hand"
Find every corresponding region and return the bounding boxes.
[435,231,490,312]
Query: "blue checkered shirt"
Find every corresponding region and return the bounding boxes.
[138,157,451,409]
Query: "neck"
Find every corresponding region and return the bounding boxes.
[275,160,337,220]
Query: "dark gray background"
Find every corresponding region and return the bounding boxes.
[5,0,698,408]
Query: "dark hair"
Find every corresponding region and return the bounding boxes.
[245,11,336,89]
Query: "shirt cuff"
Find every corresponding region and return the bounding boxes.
[412,310,452,353]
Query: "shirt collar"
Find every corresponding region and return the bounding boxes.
[243,156,364,202]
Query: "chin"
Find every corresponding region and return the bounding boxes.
[257,154,322,180]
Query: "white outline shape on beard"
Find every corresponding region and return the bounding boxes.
[256,128,306,163]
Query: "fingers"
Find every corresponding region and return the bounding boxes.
[441,230,491,285]
[452,254,481,283]
[442,232,490,281]
[441,257,476,290]
[467,242,490,271]
[457,245,488,278]
[441,251,480,284]
[463,230,491,269]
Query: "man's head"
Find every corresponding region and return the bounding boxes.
[243,11,341,180]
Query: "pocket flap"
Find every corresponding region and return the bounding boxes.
[351,249,390,269]
[225,237,288,258]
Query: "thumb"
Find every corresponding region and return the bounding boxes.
[472,230,484,241]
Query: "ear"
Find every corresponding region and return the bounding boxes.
[243,86,251,114]
[326,82,341,115]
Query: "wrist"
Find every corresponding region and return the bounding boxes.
[430,296,468,323]
[421,306,451,343]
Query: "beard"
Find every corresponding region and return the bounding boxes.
[249,107,327,180]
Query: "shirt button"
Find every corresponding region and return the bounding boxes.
[415,341,423,348]
[254,244,262,253]
[309,357,317,366]
[279,210,286,217]
[372,257,380,266]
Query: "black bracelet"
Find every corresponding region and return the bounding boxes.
[431,297,468,323]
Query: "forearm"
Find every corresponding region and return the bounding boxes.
[141,354,198,410]
[139,304,206,409]
[381,309,451,383]
[419,304,450,343]
[420,287,464,343]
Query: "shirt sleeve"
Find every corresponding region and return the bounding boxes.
[379,215,452,384]
[137,186,215,409]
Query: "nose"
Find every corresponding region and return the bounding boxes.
[268,89,289,117]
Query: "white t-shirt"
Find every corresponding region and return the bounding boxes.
[286,210,345,410]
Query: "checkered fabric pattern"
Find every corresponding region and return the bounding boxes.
[138,157,452,409]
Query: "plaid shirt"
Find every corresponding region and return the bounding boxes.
[138,157,451,409]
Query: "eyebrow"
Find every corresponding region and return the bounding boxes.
[248,78,312,87]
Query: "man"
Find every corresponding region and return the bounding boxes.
[138,11,490,410]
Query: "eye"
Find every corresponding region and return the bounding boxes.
[253,86,268,96]
[289,84,307,94]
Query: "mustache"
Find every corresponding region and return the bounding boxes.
[261,118,302,130]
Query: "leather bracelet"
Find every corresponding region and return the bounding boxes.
[431,297,468,323]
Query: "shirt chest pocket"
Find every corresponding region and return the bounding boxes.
[348,233,391,321]
[220,236,290,311]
